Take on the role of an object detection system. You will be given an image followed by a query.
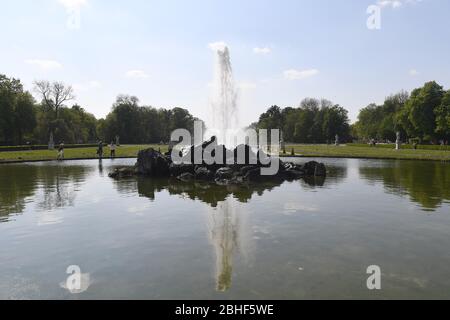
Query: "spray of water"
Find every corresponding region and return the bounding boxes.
[207,43,240,146]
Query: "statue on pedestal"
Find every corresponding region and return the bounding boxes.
[335,134,340,146]
[48,132,55,150]
[396,132,401,150]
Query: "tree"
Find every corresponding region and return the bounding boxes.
[14,92,37,145]
[405,81,444,141]
[355,104,384,140]
[435,90,450,139]
[0,75,23,144]
[258,106,283,130]
[34,80,75,119]
[256,99,350,144]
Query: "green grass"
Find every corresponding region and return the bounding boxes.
[347,143,450,151]
[1,143,449,163]
[283,144,450,161]
[0,145,169,163]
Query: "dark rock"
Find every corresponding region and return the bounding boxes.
[170,163,194,177]
[215,167,234,180]
[233,144,258,165]
[136,148,171,176]
[244,168,261,182]
[195,166,214,180]
[240,165,258,176]
[177,172,194,182]
[314,163,327,177]
[108,138,327,187]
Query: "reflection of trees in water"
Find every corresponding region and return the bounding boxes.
[0,164,93,221]
[359,161,450,211]
[36,165,93,211]
[132,177,289,207]
[0,165,39,220]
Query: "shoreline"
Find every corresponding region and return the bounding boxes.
[1,154,448,165]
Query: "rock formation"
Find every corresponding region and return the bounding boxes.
[109,138,326,185]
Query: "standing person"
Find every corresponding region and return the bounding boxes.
[57,141,65,160]
[110,141,116,158]
[97,140,104,159]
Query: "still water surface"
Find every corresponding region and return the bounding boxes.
[0,158,449,299]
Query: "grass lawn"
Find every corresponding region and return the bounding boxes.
[0,145,169,163]
[0,144,449,163]
[284,144,450,161]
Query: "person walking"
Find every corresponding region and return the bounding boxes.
[110,141,116,158]
[97,140,104,159]
[57,141,65,160]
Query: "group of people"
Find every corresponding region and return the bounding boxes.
[96,141,117,159]
[56,141,118,161]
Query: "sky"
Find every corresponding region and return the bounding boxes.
[0,0,449,124]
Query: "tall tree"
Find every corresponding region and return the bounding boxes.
[435,90,450,139]
[0,75,23,144]
[406,81,444,141]
[14,92,37,145]
[34,80,75,119]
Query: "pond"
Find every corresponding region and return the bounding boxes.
[0,158,449,299]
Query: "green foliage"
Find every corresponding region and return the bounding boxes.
[96,95,199,144]
[354,92,408,141]
[256,99,350,143]
[347,143,450,151]
[435,90,450,137]
[406,81,444,140]
[0,144,103,152]
[0,75,37,145]
[354,82,449,143]
[1,74,200,146]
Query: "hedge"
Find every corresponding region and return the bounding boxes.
[347,143,450,151]
[0,144,103,152]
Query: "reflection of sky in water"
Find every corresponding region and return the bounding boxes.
[0,158,449,299]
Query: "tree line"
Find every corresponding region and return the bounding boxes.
[253,99,351,143]
[353,81,450,143]
[0,74,200,146]
[1,73,449,146]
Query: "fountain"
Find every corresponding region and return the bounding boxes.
[109,43,327,183]
[207,43,239,147]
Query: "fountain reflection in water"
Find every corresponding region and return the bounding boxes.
[207,196,253,292]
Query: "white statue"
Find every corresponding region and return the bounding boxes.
[48,132,55,150]
[395,132,401,150]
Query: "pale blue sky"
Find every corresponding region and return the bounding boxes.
[0,0,449,123]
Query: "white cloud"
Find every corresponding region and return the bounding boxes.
[377,0,422,9]
[125,70,150,79]
[409,69,419,76]
[208,41,228,52]
[283,69,319,81]
[253,47,271,55]
[57,0,88,11]
[25,59,63,70]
